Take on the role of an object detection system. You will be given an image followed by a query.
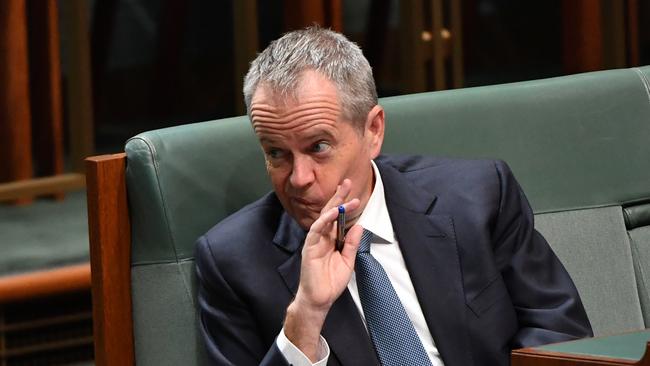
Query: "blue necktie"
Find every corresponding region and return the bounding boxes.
[355,229,433,366]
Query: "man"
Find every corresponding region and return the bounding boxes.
[195,27,592,366]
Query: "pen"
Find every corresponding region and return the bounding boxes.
[336,205,345,251]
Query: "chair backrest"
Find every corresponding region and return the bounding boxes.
[121,66,650,365]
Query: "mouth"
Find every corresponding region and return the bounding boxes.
[290,197,322,210]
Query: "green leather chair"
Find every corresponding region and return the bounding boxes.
[87,66,650,365]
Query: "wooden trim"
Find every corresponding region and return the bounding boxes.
[0,311,92,332]
[512,341,650,366]
[0,0,33,205]
[399,0,426,93]
[449,0,464,89]
[0,264,90,304]
[85,153,134,366]
[326,0,343,32]
[601,0,627,69]
[0,309,5,366]
[563,0,603,74]
[233,0,258,115]
[431,0,446,91]
[0,173,85,202]
[27,0,65,199]
[627,0,639,66]
[2,335,93,358]
[60,0,95,172]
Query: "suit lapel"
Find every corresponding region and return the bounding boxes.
[378,162,472,366]
[274,212,378,365]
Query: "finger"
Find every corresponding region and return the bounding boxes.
[309,198,360,236]
[340,224,364,260]
[320,179,353,215]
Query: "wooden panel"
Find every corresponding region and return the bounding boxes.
[326,0,342,32]
[431,0,446,90]
[449,0,464,88]
[626,0,639,67]
[512,342,650,366]
[601,0,627,69]
[0,173,84,202]
[364,0,391,79]
[60,0,95,173]
[85,153,134,366]
[0,310,5,366]
[0,264,90,304]
[1,291,93,364]
[563,0,603,73]
[283,0,342,31]
[27,0,65,200]
[399,0,426,93]
[233,0,258,115]
[0,0,33,205]
[152,2,189,119]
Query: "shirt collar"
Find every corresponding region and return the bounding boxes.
[356,160,395,244]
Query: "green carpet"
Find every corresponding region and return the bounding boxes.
[0,191,89,277]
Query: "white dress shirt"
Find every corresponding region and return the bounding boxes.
[277,161,444,366]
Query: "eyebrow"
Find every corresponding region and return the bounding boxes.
[258,128,336,146]
[259,137,279,145]
[301,129,336,142]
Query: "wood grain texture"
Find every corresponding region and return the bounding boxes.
[85,154,134,366]
[0,264,90,304]
[0,0,34,205]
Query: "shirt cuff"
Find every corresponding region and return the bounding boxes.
[276,327,329,366]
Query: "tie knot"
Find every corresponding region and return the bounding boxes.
[358,229,373,253]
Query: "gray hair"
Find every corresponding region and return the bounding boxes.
[243,27,377,127]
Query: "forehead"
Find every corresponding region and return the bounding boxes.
[251,70,341,109]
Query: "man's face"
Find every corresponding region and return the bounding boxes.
[250,70,383,230]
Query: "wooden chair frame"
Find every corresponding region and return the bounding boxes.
[0,264,90,304]
[85,153,135,366]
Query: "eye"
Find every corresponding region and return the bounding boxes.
[265,148,285,159]
[311,141,331,153]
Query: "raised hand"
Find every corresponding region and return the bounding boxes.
[284,179,364,361]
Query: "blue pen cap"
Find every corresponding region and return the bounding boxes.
[338,205,345,213]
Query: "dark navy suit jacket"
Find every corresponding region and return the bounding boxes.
[195,155,593,366]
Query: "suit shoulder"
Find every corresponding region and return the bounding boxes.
[198,192,282,254]
[377,154,508,186]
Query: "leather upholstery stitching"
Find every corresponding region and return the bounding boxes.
[632,67,650,103]
[131,135,197,305]
[127,136,181,263]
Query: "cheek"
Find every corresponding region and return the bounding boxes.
[267,166,289,191]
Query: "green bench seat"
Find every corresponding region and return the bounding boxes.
[119,66,650,365]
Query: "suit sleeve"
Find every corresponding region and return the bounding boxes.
[490,160,593,348]
[195,235,290,366]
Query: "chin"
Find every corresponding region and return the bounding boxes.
[296,216,316,231]
[286,206,320,230]
[287,211,316,230]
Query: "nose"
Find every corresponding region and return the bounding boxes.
[289,155,315,189]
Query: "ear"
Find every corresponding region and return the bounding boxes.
[364,105,385,159]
